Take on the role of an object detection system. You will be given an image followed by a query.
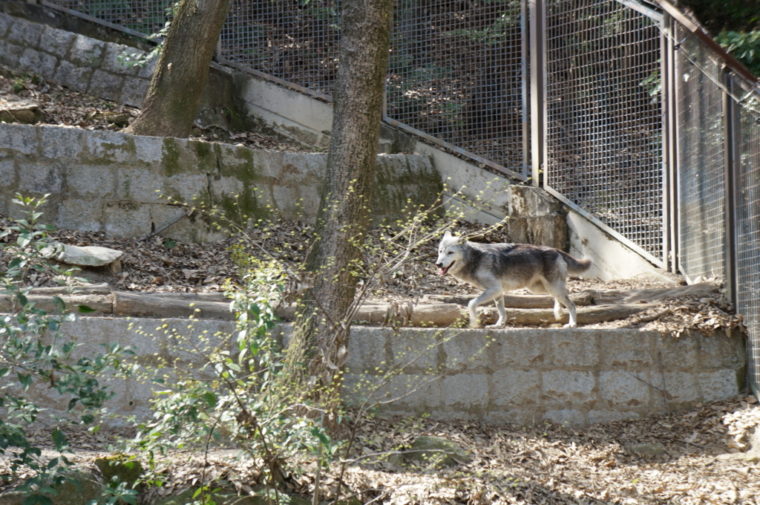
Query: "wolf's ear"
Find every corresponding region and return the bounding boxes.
[443,230,453,240]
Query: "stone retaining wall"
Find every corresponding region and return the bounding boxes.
[0,10,152,107]
[49,318,745,426]
[0,122,441,241]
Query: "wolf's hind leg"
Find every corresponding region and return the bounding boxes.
[544,281,577,327]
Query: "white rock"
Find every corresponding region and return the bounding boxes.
[43,242,123,267]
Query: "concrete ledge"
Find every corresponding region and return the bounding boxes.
[37,318,747,426]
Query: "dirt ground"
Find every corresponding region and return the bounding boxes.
[3,396,759,504]
[2,66,759,504]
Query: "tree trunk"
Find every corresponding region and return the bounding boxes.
[286,0,395,396]
[125,0,231,138]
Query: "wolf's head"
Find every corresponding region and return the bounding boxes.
[435,230,464,276]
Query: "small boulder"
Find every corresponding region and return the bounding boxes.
[623,441,668,458]
[43,242,124,273]
[400,435,473,469]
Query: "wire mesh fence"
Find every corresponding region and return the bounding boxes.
[43,0,172,35]
[542,0,664,264]
[218,0,340,99]
[674,23,727,282]
[734,77,760,394]
[385,0,528,177]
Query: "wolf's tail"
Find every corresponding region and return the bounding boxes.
[560,251,592,275]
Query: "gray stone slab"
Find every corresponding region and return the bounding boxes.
[599,331,653,369]
[389,328,440,372]
[490,331,545,367]
[69,34,106,67]
[101,43,144,75]
[542,370,596,404]
[546,331,599,368]
[53,60,93,91]
[85,129,135,163]
[56,198,104,233]
[346,326,389,374]
[18,161,64,194]
[652,333,698,371]
[656,371,700,404]
[342,373,385,407]
[0,159,16,190]
[0,123,38,155]
[40,125,85,159]
[599,370,649,408]
[491,369,540,407]
[0,40,23,67]
[87,69,124,102]
[697,370,741,402]
[120,77,148,107]
[40,25,76,59]
[7,18,43,46]
[117,167,166,203]
[132,135,164,164]
[443,330,492,371]
[166,173,211,203]
[136,53,158,79]
[104,201,152,237]
[441,373,488,410]
[17,48,58,81]
[696,332,745,370]
[0,12,13,37]
[377,374,443,410]
[66,164,116,197]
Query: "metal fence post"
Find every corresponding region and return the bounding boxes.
[661,13,677,273]
[528,0,545,187]
[722,68,738,308]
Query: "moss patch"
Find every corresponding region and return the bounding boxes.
[162,137,182,176]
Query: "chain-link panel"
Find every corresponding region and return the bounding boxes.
[734,78,760,394]
[386,0,528,178]
[543,0,664,264]
[218,0,340,98]
[44,0,172,35]
[675,25,726,283]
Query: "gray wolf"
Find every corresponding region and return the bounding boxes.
[435,231,591,328]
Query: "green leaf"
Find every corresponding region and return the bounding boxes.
[51,428,67,451]
[17,373,32,389]
[78,305,96,313]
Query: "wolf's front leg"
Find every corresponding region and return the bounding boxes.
[468,287,502,328]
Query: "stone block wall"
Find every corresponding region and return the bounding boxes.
[0,11,153,107]
[47,318,746,427]
[0,123,441,241]
[347,327,746,425]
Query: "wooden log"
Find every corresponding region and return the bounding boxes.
[426,291,595,309]
[112,292,233,320]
